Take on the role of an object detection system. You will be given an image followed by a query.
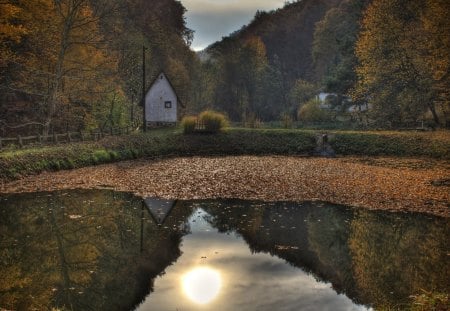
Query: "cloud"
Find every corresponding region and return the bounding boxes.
[187,11,254,50]
[181,0,286,50]
[183,0,285,13]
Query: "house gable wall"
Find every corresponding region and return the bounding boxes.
[145,73,177,123]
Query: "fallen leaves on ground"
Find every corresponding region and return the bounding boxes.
[0,156,448,217]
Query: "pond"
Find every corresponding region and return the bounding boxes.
[0,190,448,310]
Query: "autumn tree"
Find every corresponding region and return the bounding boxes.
[354,0,448,127]
[0,0,122,134]
[0,2,27,66]
[420,0,450,126]
[1,0,196,135]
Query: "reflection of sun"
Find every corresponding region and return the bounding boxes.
[182,267,222,304]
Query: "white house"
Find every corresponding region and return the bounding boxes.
[144,72,181,127]
[316,92,336,109]
[315,92,370,113]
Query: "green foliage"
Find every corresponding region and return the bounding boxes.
[244,113,263,128]
[331,131,450,158]
[198,110,229,133]
[312,1,370,95]
[280,113,294,129]
[197,0,342,122]
[289,79,317,107]
[298,98,333,123]
[181,116,197,134]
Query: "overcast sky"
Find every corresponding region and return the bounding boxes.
[181,0,286,51]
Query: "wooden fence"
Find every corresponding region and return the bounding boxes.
[0,125,137,150]
[195,120,206,131]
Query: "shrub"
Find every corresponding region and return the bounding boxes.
[198,110,228,133]
[298,98,333,122]
[92,149,111,163]
[181,116,197,134]
[244,113,263,128]
[280,113,294,128]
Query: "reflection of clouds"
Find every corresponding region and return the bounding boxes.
[136,209,369,311]
[181,0,286,50]
[212,255,293,276]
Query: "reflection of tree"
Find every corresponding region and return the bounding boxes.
[200,200,450,309]
[202,200,355,291]
[349,210,450,309]
[0,190,192,310]
[306,205,358,300]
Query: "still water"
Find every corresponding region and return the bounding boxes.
[0,190,448,310]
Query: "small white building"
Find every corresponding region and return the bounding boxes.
[145,72,181,127]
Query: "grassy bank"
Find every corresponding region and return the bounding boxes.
[0,128,316,181]
[330,130,450,158]
[0,128,448,181]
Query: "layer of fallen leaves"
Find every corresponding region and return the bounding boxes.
[0,156,448,217]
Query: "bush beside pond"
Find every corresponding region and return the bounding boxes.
[198,110,229,133]
[331,131,450,158]
[181,110,229,134]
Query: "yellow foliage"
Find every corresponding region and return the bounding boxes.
[0,4,27,42]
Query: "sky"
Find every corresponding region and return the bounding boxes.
[181,0,286,51]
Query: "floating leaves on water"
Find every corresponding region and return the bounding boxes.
[0,156,448,217]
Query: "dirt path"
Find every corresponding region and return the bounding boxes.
[0,156,449,217]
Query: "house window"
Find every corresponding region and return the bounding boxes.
[164,101,172,108]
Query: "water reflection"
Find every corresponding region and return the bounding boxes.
[0,190,192,311]
[182,266,222,304]
[0,191,448,310]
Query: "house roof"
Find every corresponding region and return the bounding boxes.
[145,71,185,108]
[143,197,177,225]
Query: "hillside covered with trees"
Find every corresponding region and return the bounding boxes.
[192,0,449,128]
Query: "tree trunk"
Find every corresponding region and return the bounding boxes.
[43,1,85,136]
[428,102,440,127]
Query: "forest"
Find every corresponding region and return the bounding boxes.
[1,0,449,136]
[0,0,196,136]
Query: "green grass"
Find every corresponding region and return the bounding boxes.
[0,128,448,182]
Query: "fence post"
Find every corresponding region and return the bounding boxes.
[53,132,58,143]
[37,133,42,144]
[67,132,71,142]
[110,127,113,135]
[79,131,84,141]
[18,135,23,148]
